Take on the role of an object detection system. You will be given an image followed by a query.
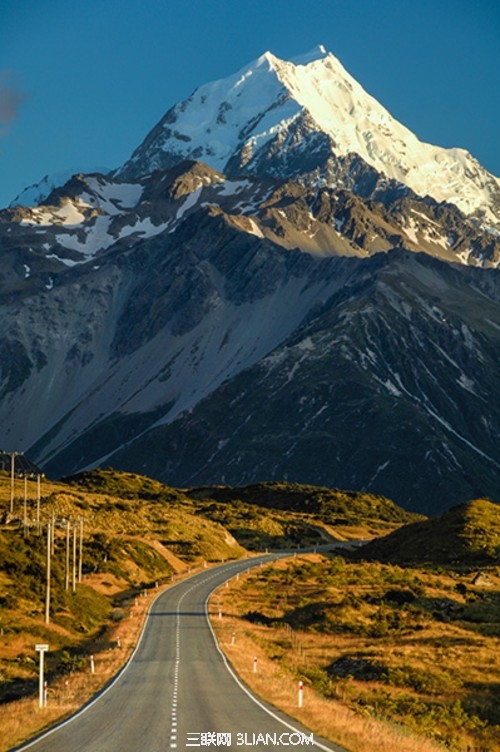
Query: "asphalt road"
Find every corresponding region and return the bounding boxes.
[13,554,349,752]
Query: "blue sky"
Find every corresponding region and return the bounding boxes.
[0,0,499,208]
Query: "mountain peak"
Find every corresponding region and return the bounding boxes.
[290,43,328,65]
[254,49,280,69]
[116,46,500,231]
[252,44,329,72]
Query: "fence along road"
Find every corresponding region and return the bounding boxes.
[13,554,349,752]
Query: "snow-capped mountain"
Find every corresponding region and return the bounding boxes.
[117,45,500,231]
[1,48,500,514]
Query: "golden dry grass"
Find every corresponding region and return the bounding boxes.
[209,555,500,752]
[210,609,448,752]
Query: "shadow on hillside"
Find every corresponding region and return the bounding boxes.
[415,594,500,637]
[0,578,171,706]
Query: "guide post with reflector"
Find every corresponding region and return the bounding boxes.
[35,644,49,708]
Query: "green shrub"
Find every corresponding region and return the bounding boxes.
[382,666,462,695]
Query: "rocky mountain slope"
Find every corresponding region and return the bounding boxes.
[101,247,500,515]
[1,48,500,515]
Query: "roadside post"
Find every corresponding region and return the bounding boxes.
[35,644,49,708]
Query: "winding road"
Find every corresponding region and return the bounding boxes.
[13,555,348,752]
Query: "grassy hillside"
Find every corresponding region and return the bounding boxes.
[213,549,500,751]
[64,467,180,500]
[5,466,485,752]
[0,468,411,712]
[208,498,499,751]
[358,498,500,566]
[188,481,422,543]
[0,468,245,713]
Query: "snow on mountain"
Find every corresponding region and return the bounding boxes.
[10,166,111,208]
[3,159,500,283]
[2,50,500,514]
[117,45,500,230]
[2,168,231,268]
[69,248,500,515]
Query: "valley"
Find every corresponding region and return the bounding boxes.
[0,468,498,751]
[1,39,499,752]
[0,467,400,749]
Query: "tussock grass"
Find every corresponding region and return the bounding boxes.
[188,481,421,542]
[211,554,500,752]
[1,467,475,750]
[360,498,500,566]
[0,468,249,749]
[211,606,448,752]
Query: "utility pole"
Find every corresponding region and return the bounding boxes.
[72,522,77,593]
[65,520,70,591]
[78,518,83,583]
[45,522,51,625]
[51,514,56,556]
[36,473,44,535]
[22,474,28,536]
[9,451,20,514]
[10,452,14,514]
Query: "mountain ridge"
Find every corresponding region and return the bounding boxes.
[92,248,500,515]
[1,49,500,514]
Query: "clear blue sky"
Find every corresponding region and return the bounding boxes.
[1,0,499,208]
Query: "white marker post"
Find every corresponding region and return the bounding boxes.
[253,656,257,673]
[298,680,303,708]
[35,644,49,708]
[90,654,95,674]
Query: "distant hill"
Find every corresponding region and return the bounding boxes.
[187,481,421,527]
[63,472,416,545]
[64,467,183,501]
[358,498,500,566]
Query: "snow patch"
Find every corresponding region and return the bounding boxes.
[457,373,476,394]
[216,179,253,196]
[383,379,402,397]
[176,186,203,220]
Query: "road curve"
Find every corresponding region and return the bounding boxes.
[12,555,348,752]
